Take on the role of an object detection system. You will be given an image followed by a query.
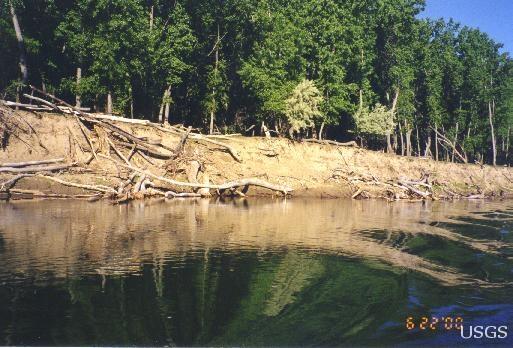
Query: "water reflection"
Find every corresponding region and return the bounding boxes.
[0,199,513,346]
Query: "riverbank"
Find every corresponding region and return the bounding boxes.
[2,104,513,201]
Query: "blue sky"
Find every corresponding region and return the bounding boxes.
[418,0,513,53]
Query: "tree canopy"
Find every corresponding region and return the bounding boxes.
[1,0,513,164]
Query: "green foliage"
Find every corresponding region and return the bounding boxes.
[203,59,230,116]
[354,103,395,136]
[285,79,324,132]
[1,0,513,163]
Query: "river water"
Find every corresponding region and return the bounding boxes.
[0,198,513,346]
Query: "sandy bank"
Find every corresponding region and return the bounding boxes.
[2,107,513,201]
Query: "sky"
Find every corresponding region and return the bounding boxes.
[418,0,513,53]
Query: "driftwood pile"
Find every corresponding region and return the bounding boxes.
[333,169,494,201]
[0,86,293,202]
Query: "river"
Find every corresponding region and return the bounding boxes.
[0,198,512,346]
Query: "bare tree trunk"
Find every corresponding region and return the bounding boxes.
[262,121,271,138]
[451,122,458,163]
[209,25,220,135]
[274,121,280,137]
[164,91,171,123]
[463,122,471,161]
[507,127,511,160]
[416,126,420,156]
[388,89,400,154]
[209,110,214,134]
[159,85,170,124]
[75,67,81,108]
[10,3,28,84]
[424,137,432,158]
[319,122,325,140]
[391,89,399,113]
[107,91,113,114]
[385,132,393,153]
[406,128,412,156]
[309,126,315,139]
[158,103,164,123]
[158,89,165,123]
[130,86,134,119]
[489,101,497,166]
[398,123,404,156]
[149,5,154,30]
[435,123,439,161]
[403,120,412,156]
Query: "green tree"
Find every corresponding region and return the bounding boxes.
[285,79,324,137]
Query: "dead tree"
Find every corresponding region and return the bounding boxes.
[10,2,28,84]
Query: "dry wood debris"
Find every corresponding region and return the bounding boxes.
[0,88,292,202]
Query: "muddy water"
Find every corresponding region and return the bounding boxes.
[1,199,513,346]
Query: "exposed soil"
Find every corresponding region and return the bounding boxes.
[2,109,513,201]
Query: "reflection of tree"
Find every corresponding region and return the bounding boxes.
[264,252,324,316]
[214,254,407,346]
[63,274,166,346]
[0,251,407,346]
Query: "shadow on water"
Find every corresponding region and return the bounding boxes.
[0,198,513,346]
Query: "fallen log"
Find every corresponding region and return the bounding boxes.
[23,93,63,113]
[91,119,174,159]
[466,193,486,199]
[37,174,117,194]
[23,88,241,162]
[0,158,64,168]
[9,188,98,199]
[106,137,130,165]
[1,100,52,111]
[0,162,77,173]
[352,188,364,199]
[57,105,91,112]
[90,113,151,125]
[154,125,242,162]
[27,86,174,159]
[165,190,202,198]
[430,126,468,163]
[29,85,78,112]
[0,174,34,191]
[397,181,432,199]
[205,133,242,139]
[190,134,242,162]
[303,139,358,147]
[399,179,432,190]
[144,187,202,198]
[99,154,292,194]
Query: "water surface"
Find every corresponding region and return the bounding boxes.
[1,198,513,346]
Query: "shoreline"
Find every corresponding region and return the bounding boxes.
[2,106,513,203]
